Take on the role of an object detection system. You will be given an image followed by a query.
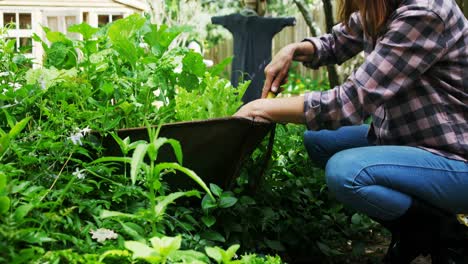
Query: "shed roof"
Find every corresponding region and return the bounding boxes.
[0,0,149,11]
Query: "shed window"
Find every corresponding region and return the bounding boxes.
[98,15,110,27]
[98,14,125,27]
[19,13,32,29]
[19,37,32,54]
[3,13,16,28]
[3,12,32,29]
[112,15,124,21]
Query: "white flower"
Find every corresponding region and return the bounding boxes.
[69,127,91,145]
[0,72,9,77]
[69,132,83,145]
[151,100,164,109]
[80,126,91,135]
[40,77,47,90]
[153,89,161,97]
[90,228,118,243]
[9,82,22,91]
[72,168,86,179]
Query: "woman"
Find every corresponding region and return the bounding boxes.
[235,0,468,263]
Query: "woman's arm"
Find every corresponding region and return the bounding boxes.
[262,12,365,98]
[240,9,448,130]
[234,96,305,124]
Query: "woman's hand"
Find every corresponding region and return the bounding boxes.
[234,96,306,125]
[261,41,315,98]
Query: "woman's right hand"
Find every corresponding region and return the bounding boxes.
[261,41,315,98]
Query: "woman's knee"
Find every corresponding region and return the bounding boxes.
[325,150,368,200]
[303,130,332,167]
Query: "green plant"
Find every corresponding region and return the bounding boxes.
[93,126,214,237]
[175,73,249,121]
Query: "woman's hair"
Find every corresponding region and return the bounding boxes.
[339,0,400,38]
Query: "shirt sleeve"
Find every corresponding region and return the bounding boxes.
[303,12,364,69]
[304,9,448,130]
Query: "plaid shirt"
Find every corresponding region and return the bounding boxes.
[303,0,467,162]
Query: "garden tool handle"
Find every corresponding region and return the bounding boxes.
[266,91,277,99]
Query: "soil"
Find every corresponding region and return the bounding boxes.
[326,233,432,264]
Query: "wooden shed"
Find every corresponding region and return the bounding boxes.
[0,0,148,65]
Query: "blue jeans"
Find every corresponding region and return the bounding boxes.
[304,125,468,220]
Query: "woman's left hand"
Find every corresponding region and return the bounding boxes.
[234,99,273,123]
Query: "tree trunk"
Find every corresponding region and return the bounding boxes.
[321,0,340,88]
[293,0,318,36]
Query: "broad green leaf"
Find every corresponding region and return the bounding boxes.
[0,172,6,190]
[209,184,223,197]
[3,109,15,129]
[45,41,77,69]
[351,213,362,225]
[68,23,99,40]
[0,135,9,157]
[14,204,33,222]
[183,51,206,77]
[125,241,161,261]
[153,137,183,164]
[178,72,200,91]
[9,117,31,138]
[209,57,233,76]
[149,236,182,257]
[201,194,217,210]
[219,195,238,209]
[169,250,210,263]
[201,231,225,243]
[119,221,144,242]
[205,247,223,263]
[20,231,56,244]
[155,163,214,200]
[110,133,128,155]
[45,30,69,43]
[108,14,145,65]
[131,143,149,185]
[100,209,137,219]
[143,24,188,56]
[223,244,240,262]
[0,196,10,214]
[154,190,200,218]
[201,215,216,227]
[99,82,114,97]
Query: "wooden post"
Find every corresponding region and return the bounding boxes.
[464,0,468,18]
[321,0,340,87]
[456,0,468,17]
